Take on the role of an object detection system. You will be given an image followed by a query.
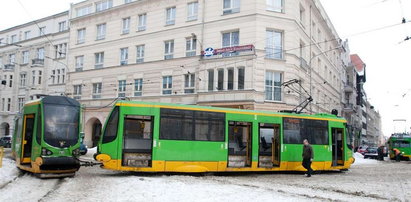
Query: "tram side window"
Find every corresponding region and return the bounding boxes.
[160,108,225,141]
[123,115,152,152]
[393,141,410,148]
[283,118,328,145]
[102,106,119,143]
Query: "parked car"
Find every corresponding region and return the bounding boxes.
[364,147,378,159]
[357,145,368,155]
[0,136,11,148]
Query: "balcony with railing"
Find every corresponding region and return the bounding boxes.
[344,82,354,93]
[3,64,15,71]
[342,103,356,113]
[32,58,44,66]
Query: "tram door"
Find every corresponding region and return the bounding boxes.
[331,128,344,166]
[258,123,281,167]
[122,115,154,167]
[228,121,252,167]
[21,114,35,164]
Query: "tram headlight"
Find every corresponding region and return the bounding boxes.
[72,149,80,157]
[41,148,53,156]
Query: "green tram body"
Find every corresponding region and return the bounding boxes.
[95,101,354,173]
[387,135,411,160]
[11,96,82,176]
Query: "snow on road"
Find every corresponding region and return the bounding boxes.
[1,149,410,202]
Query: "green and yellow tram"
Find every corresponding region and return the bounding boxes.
[12,96,82,177]
[388,134,411,160]
[95,101,354,173]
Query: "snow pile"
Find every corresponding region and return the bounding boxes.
[0,157,20,187]
[353,152,379,165]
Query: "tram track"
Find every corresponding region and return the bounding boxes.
[0,171,25,190]
[38,178,66,202]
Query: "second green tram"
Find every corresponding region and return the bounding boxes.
[387,134,411,160]
[95,101,354,173]
[12,96,82,177]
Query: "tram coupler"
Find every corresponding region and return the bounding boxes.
[80,161,102,167]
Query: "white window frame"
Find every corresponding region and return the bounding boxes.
[184,73,195,94]
[20,73,26,86]
[223,0,240,14]
[120,48,128,65]
[118,80,127,97]
[162,76,173,95]
[265,30,283,59]
[96,0,113,12]
[18,98,25,111]
[73,85,82,100]
[166,7,176,25]
[24,31,31,40]
[92,82,102,99]
[77,28,86,44]
[222,31,239,48]
[11,35,17,44]
[138,13,147,31]
[266,0,283,12]
[37,48,44,60]
[39,26,46,36]
[122,17,130,34]
[186,37,197,57]
[58,21,67,32]
[164,40,174,60]
[75,55,84,71]
[55,43,67,59]
[134,79,143,96]
[95,52,104,68]
[136,45,145,63]
[265,71,283,101]
[22,51,29,64]
[76,5,92,17]
[187,2,198,21]
[96,23,106,40]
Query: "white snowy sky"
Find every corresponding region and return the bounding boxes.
[1,0,410,137]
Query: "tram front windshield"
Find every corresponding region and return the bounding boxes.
[44,104,79,148]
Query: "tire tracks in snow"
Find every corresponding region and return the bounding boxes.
[0,171,25,190]
[38,178,66,202]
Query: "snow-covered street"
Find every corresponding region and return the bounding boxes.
[1,149,410,202]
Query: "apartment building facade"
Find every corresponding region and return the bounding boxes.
[0,12,69,137]
[67,0,345,147]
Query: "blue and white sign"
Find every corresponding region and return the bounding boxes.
[203,47,214,57]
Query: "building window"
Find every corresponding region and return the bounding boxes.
[38,71,42,85]
[57,69,61,84]
[120,48,128,65]
[222,31,239,47]
[118,80,127,97]
[37,48,44,60]
[265,71,282,101]
[187,2,198,21]
[24,31,31,40]
[138,14,147,31]
[9,75,13,88]
[58,21,67,32]
[9,54,16,65]
[266,30,283,59]
[238,67,245,90]
[95,52,104,68]
[162,76,172,95]
[208,69,214,91]
[227,68,234,90]
[22,51,29,64]
[20,73,26,86]
[73,85,82,100]
[7,98,11,111]
[96,0,113,12]
[77,28,86,44]
[134,79,143,96]
[11,35,18,44]
[75,56,84,71]
[166,7,176,25]
[164,40,174,60]
[299,5,305,26]
[96,23,106,40]
[184,73,195,94]
[185,37,197,57]
[92,83,102,99]
[267,0,283,12]
[223,0,240,14]
[122,17,130,34]
[0,57,2,68]
[1,98,4,111]
[18,98,25,111]
[32,71,36,85]
[61,69,65,83]
[136,45,145,63]
[39,27,46,36]
[54,43,67,59]
[217,69,224,91]
[51,70,56,84]
[76,5,92,17]
[125,0,134,3]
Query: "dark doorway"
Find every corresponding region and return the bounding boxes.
[258,123,281,167]
[92,120,102,147]
[228,121,252,167]
[332,128,344,166]
[22,114,35,164]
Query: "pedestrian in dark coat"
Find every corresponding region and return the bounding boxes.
[377,146,383,161]
[302,139,314,177]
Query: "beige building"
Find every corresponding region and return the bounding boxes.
[0,11,69,137]
[67,0,345,147]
